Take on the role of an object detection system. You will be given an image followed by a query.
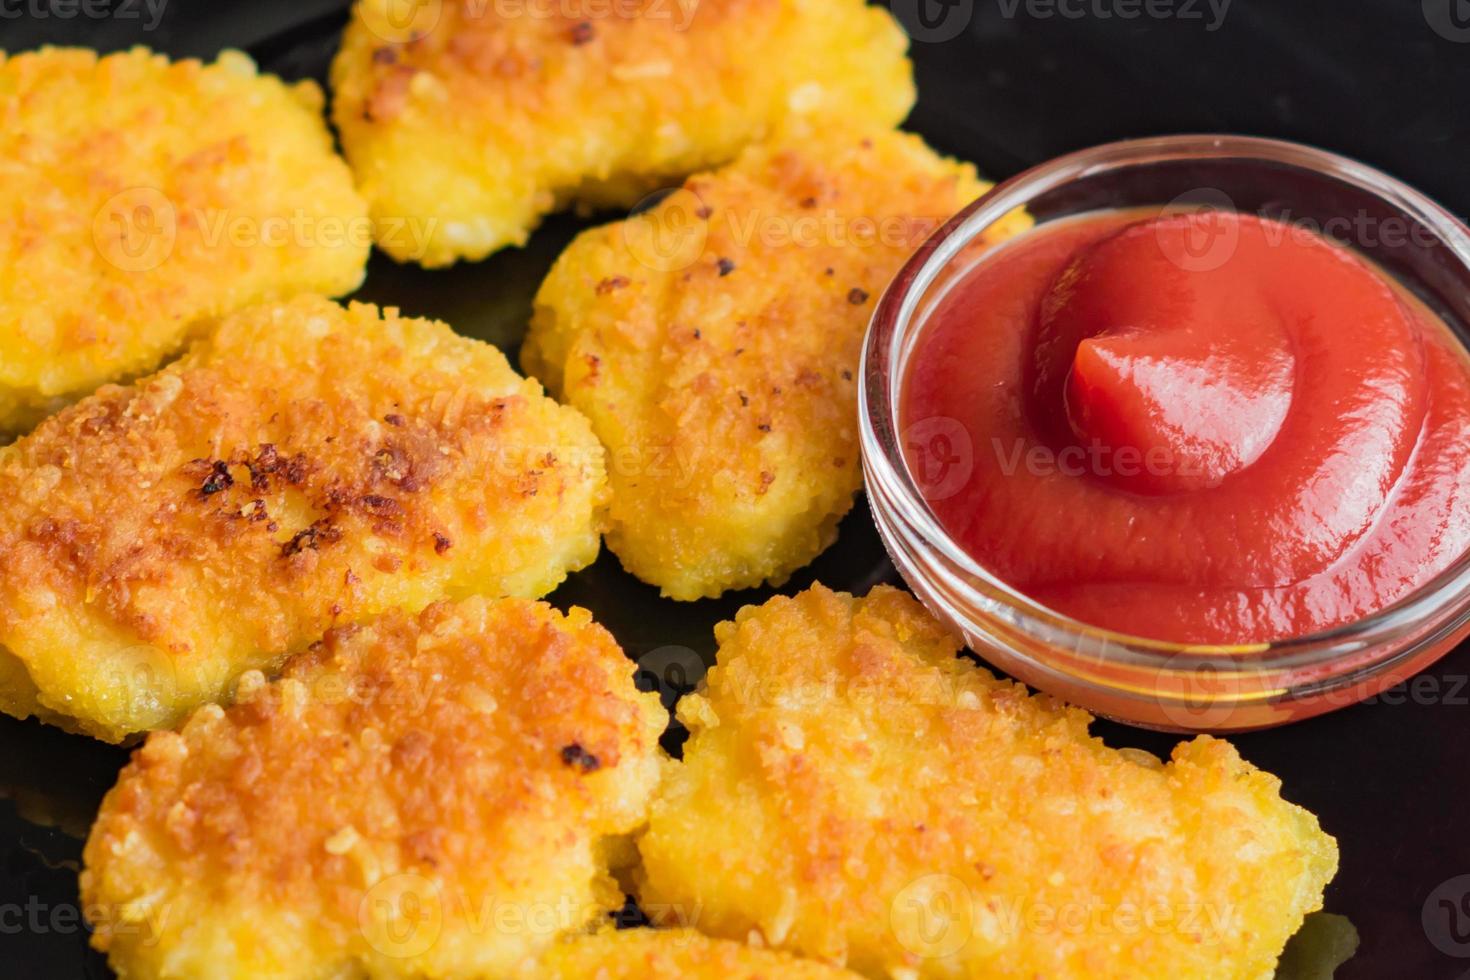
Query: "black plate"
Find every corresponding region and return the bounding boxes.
[3,2,1470,977]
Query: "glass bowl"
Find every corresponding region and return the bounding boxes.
[860,134,1470,732]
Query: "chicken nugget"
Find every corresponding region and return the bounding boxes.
[0,47,369,435]
[81,597,667,979]
[0,296,607,742]
[636,584,1339,979]
[529,928,862,978]
[330,0,915,266]
[524,128,1028,599]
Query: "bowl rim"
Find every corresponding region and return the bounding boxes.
[859,132,1470,679]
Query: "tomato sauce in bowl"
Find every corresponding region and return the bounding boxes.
[861,136,1470,731]
[901,208,1470,645]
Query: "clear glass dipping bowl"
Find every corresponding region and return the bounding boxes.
[860,135,1470,732]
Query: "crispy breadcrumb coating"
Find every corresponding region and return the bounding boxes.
[529,928,863,978]
[0,297,607,742]
[82,597,667,979]
[330,0,915,266]
[0,47,368,434]
[524,128,1028,599]
[636,585,1339,979]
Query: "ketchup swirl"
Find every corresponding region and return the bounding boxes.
[903,210,1470,644]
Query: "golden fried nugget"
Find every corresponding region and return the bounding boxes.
[524,128,1028,599]
[0,296,607,742]
[82,597,667,979]
[529,928,863,978]
[636,585,1339,979]
[0,47,368,434]
[330,0,915,266]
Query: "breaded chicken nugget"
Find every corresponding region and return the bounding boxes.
[0,296,607,742]
[529,928,863,978]
[524,128,1028,599]
[330,0,915,266]
[636,585,1339,980]
[82,597,667,979]
[0,47,368,435]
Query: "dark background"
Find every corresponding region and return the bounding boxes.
[3,1,1470,977]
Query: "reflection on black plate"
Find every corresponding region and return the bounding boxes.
[1276,914,1362,980]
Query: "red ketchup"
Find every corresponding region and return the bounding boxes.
[901,210,1470,644]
